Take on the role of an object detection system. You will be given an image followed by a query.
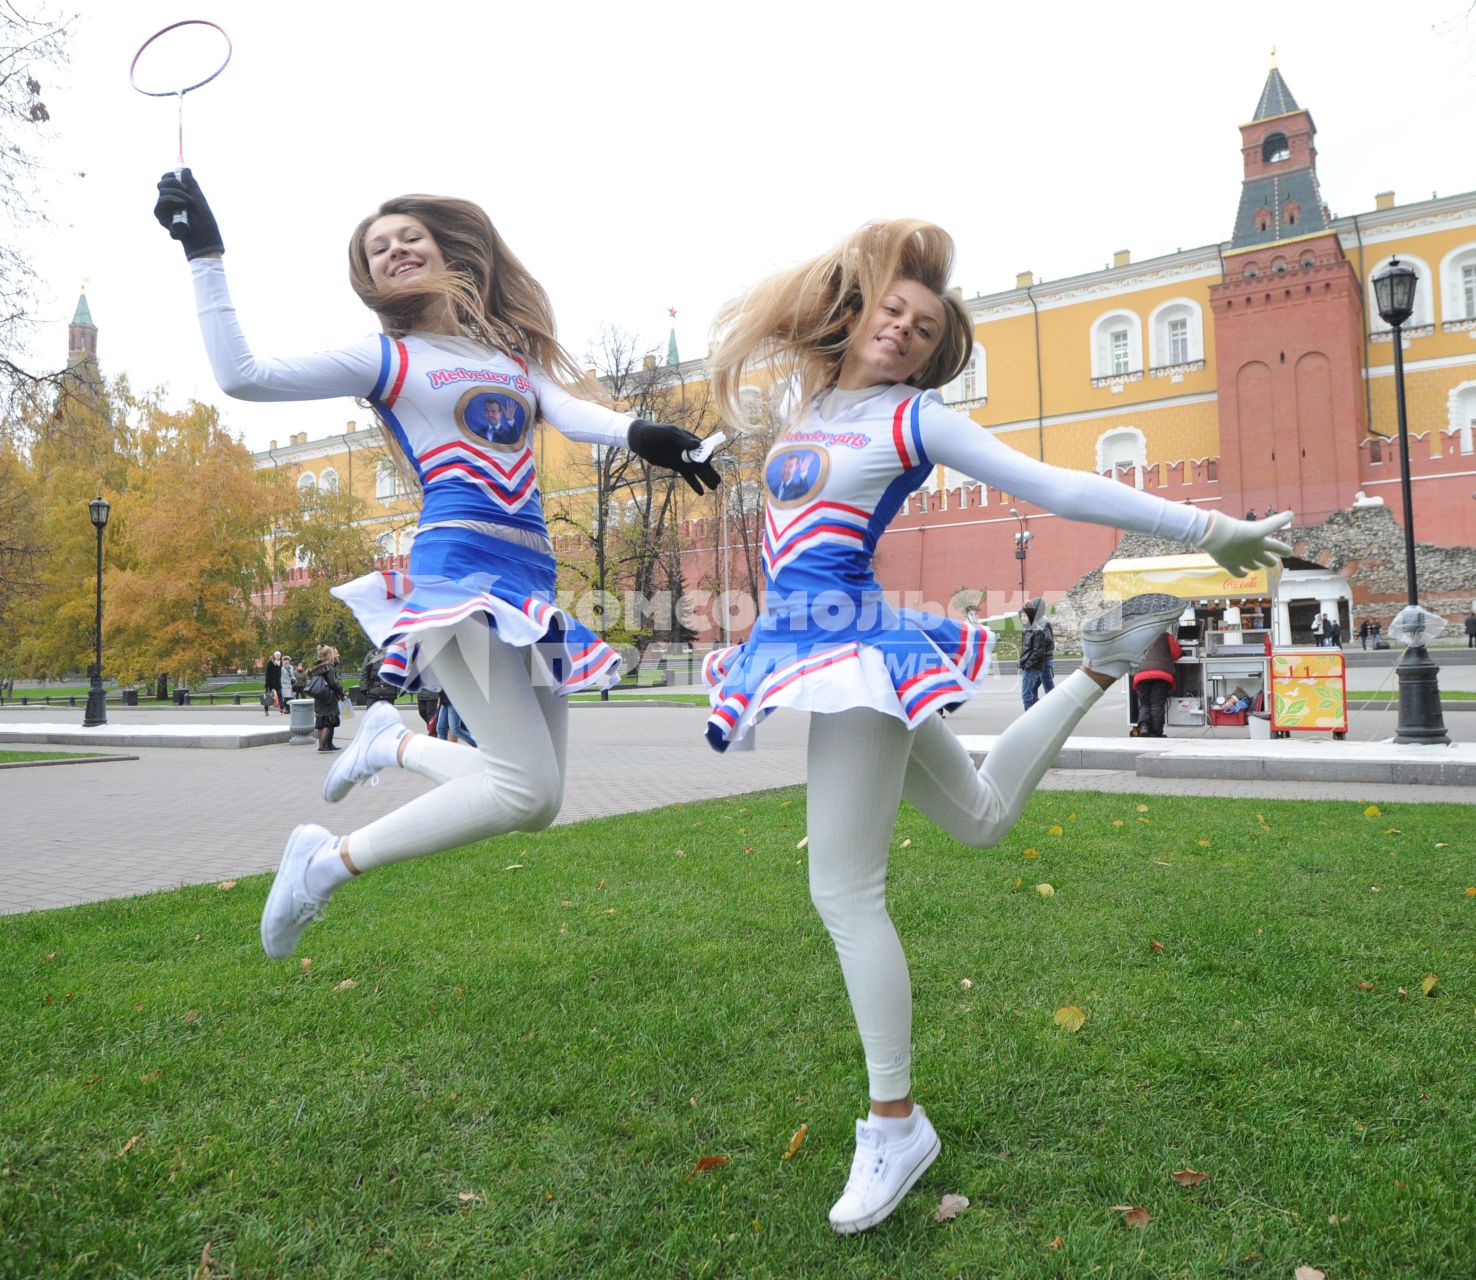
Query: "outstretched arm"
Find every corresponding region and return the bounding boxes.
[915,394,1291,572]
[156,170,382,402]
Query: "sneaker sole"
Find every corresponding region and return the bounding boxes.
[830,1132,942,1235]
[1082,592,1184,641]
[260,825,318,959]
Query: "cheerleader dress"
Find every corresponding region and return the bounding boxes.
[189,258,630,695]
[703,383,1208,750]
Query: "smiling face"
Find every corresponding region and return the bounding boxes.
[836,278,944,390]
[364,214,448,292]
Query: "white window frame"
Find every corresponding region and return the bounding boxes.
[296,471,317,494]
[941,342,987,405]
[1438,243,1476,323]
[376,531,397,558]
[1148,298,1204,370]
[319,467,339,494]
[375,460,398,500]
[1095,426,1148,487]
[1089,310,1143,380]
[1446,380,1476,455]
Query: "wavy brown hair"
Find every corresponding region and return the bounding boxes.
[710,219,974,428]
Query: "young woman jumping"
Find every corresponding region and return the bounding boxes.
[154,171,719,960]
[704,219,1292,1234]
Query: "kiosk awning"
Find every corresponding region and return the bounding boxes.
[1101,553,1281,603]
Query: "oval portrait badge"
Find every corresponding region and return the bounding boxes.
[455,386,533,451]
[764,444,829,508]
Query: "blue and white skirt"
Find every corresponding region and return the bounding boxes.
[702,597,994,752]
[332,527,621,697]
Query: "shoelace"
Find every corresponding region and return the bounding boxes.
[843,1132,887,1196]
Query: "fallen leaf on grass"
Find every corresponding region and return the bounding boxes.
[1384,828,1401,836]
[933,1193,970,1222]
[687,1155,728,1181]
[1421,975,1438,996]
[116,1132,143,1158]
[596,878,605,891]
[1355,981,1375,992]
[1053,1005,1086,1032]
[1465,887,1476,897]
[1047,824,1064,837]
[504,864,524,871]
[1046,1235,1063,1249]
[1135,804,1149,813]
[1328,1213,1349,1224]
[333,979,357,993]
[1022,848,1039,859]
[960,978,974,990]
[1170,1169,1209,1187]
[1197,838,1212,847]
[184,1009,199,1024]
[458,1191,483,1203]
[195,1240,213,1280]
[781,1124,808,1160]
[1112,819,1125,828]
[795,836,808,850]
[141,1069,162,1083]
[1035,883,1055,897]
[900,837,912,849]
[299,958,312,972]
[1110,1204,1151,1229]
[217,880,237,892]
[1363,805,1381,817]
[1294,1268,1326,1280]
[1149,940,1166,954]
[43,951,58,962]
[1398,987,1409,999]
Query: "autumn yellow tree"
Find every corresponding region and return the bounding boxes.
[105,396,287,686]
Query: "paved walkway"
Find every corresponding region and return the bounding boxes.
[4,675,1474,916]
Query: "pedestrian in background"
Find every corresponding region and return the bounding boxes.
[1130,623,1181,738]
[264,650,287,714]
[1017,597,1055,710]
[305,646,344,753]
[1465,611,1476,648]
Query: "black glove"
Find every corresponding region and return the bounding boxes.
[153,168,225,260]
[626,420,721,495]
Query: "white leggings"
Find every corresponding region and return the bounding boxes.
[806,669,1104,1101]
[346,620,568,870]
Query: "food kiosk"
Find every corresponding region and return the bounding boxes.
[1101,553,1279,730]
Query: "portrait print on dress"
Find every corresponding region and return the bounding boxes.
[456,387,531,449]
[765,444,829,507]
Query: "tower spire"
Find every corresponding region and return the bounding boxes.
[666,306,679,367]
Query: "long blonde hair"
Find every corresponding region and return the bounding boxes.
[711,219,975,429]
[348,196,602,496]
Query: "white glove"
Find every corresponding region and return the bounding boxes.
[1194,510,1293,577]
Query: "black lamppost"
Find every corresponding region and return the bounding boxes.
[1372,258,1449,744]
[1008,506,1032,603]
[83,495,111,727]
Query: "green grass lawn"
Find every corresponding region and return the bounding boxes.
[1349,689,1476,701]
[2,790,1472,1278]
[0,750,93,764]
[570,691,712,705]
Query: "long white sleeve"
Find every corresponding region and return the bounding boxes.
[915,393,1209,544]
[529,367,633,447]
[190,258,382,402]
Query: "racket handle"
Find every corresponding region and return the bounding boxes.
[169,165,190,239]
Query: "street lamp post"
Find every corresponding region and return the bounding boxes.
[83,495,111,727]
[1372,258,1449,745]
[1008,506,1032,604]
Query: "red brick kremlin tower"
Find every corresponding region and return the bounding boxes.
[1209,65,1368,524]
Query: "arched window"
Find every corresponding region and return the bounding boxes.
[296,472,317,494]
[1242,261,1260,279]
[375,459,398,500]
[1096,427,1147,488]
[1255,208,1272,233]
[319,467,339,494]
[1262,132,1290,164]
[1148,299,1204,369]
[942,343,987,404]
[1439,242,1476,324]
[1090,310,1142,381]
[376,531,397,559]
[1447,381,1476,455]
[1368,253,1435,333]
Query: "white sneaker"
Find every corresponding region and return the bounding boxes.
[322,700,406,803]
[828,1108,941,1235]
[260,824,337,959]
[1080,593,1185,679]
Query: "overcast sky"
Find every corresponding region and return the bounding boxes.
[14,0,1476,453]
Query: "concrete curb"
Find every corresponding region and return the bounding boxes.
[0,724,291,750]
[0,754,139,769]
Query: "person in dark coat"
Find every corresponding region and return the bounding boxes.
[264,650,287,714]
[1357,619,1371,650]
[306,645,345,752]
[1017,597,1055,710]
[1466,612,1476,648]
[360,647,399,705]
[1131,626,1182,738]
